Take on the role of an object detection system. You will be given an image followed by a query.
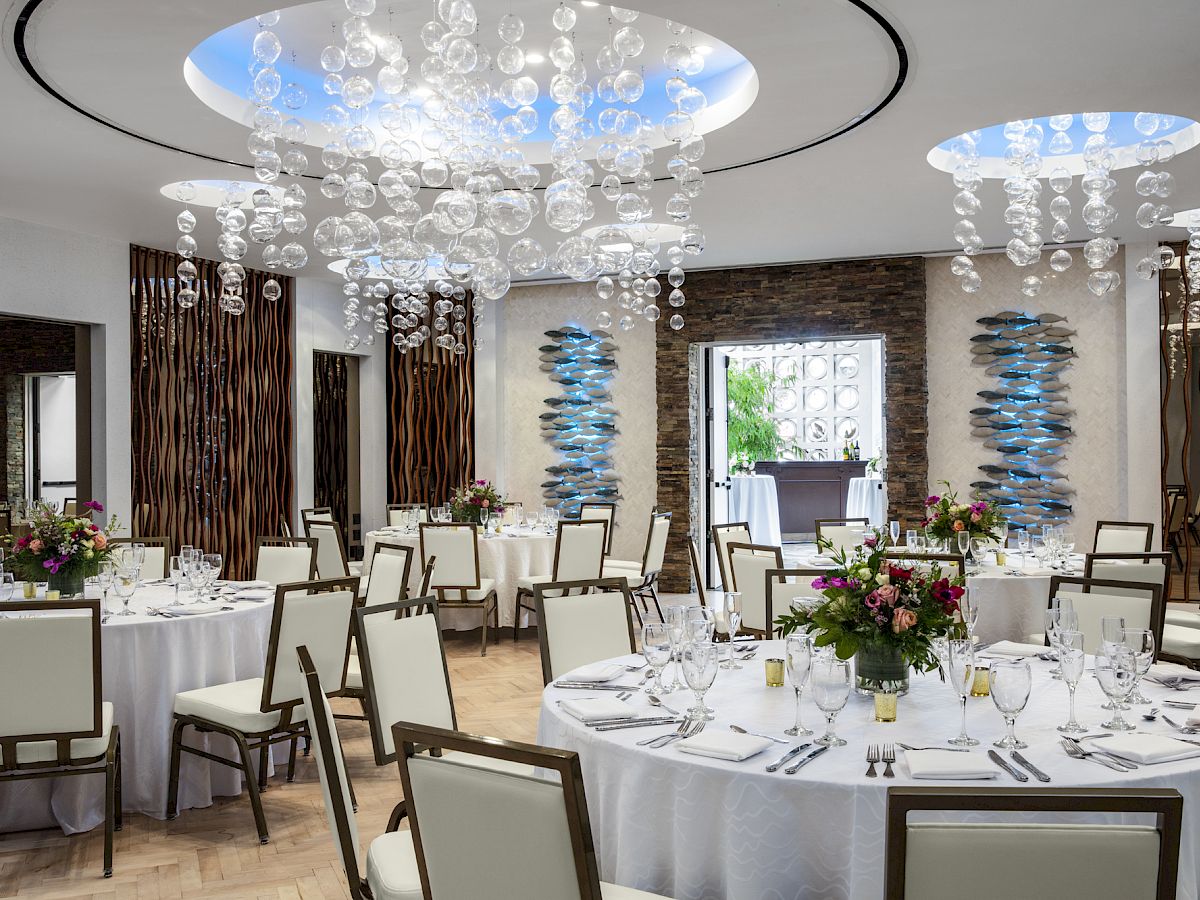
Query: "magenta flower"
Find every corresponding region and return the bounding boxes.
[863,535,879,549]
[82,500,104,513]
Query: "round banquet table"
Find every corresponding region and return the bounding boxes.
[846,476,886,526]
[0,582,279,836]
[538,642,1200,900]
[362,526,555,629]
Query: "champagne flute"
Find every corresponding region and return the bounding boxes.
[167,555,183,607]
[97,563,114,616]
[959,588,979,640]
[719,592,743,670]
[1056,629,1087,734]
[889,520,901,546]
[1095,646,1138,731]
[956,531,972,573]
[1059,531,1076,574]
[680,641,719,721]
[784,634,813,737]
[811,657,851,747]
[664,605,694,691]
[113,566,138,616]
[946,639,978,746]
[480,507,492,538]
[1122,628,1156,705]
[641,623,672,696]
[989,659,1032,749]
[1099,614,1127,708]
[1016,530,1031,573]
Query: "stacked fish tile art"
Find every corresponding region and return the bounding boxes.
[969,311,1076,530]
[539,327,620,513]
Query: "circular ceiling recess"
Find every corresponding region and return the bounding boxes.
[14,0,907,179]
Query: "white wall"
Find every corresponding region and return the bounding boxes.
[926,249,1138,542]
[477,282,658,561]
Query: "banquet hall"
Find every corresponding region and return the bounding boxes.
[2,0,1200,897]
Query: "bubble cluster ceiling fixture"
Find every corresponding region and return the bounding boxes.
[929,112,1199,298]
[169,0,723,351]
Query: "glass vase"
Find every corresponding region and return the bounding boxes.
[854,642,910,696]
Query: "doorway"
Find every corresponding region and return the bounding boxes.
[313,350,362,558]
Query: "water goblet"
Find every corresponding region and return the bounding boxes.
[989,659,1032,749]
[1122,628,1156,705]
[1059,531,1076,573]
[946,639,979,746]
[1095,646,1138,731]
[784,634,813,736]
[905,529,918,550]
[1098,614,1127,707]
[641,623,672,695]
[0,572,14,601]
[203,553,223,595]
[113,566,138,616]
[664,605,695,691]
[719,592,743,669]
[1016,531,1031,572]
[681,641,719,721]
[1056,629,1087,733]
[811,657,852,747]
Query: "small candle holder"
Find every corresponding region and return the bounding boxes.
[764,658,785,687]
[874,691,897,723]
[21,581,36,599]
[971,664,991,697]
[45,589,61,601]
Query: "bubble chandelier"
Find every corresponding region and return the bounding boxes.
[169,0,714,350]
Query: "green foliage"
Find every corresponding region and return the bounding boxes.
[726,364,798,472]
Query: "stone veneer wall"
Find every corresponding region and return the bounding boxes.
[655,256,929,590]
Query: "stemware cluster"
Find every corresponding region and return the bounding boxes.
[168,546,224,609]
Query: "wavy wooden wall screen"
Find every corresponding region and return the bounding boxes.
[313,350,349,538]
[386,318,475,506]
[1162,240,1193,601]
[130,244,294,579]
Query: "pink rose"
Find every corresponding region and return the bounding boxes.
[891,609,918,633]
[481,499,490,508]
[93,533,108,550]
[970,511,982,523]
[29,539,44,553]
[874,584,901,607]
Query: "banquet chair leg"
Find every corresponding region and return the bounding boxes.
[257,737,270,792]
[480,607,488,656]
[647,585,665,622]
[114,730,123,832]
[513,591,526,641]
[165,717,186,820]
[303,735,311,757]
[232,731,270,844]
[493,601,500,644]
[103,726,119,878]
[286,735,298,783]
[630,597,644,627]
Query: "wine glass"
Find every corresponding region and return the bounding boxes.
[511,502,524,531]
[1016,530,1031,573]
[989,659,1032,749]
[203,553,223,598]
[680,641,719,721]
[0,572,14,601]
[1122,628,1156,705]
[889,520,901,546]
[664,605,694,691]
[97,563,115,616]
[167,555,183,607]
[946,639,978,746]
[719,592,742,670]
[810,657,852,747]
[1045,597,1077,678]
[113,566,138,616]
[641,623,672,696]
[784,634,813,737]
[959,588,979,639]
[1059,531,1076,573]
[1095,646,1138,731]
[1056,629,1087,734]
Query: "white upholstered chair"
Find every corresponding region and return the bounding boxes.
[0,600,121,877]
[1049,575,1164,657]
[420,522,498,655]
[766,567,829,632]
[387,503,428,526]
[514,521,608,639]
[727,542,784,636]
[534,577,637,685]
[711,522,752,591]
[392,722,673,899]
[577,501,617,554]
[602,511,672,623]
[1093,520,1155,554]
[254,536,318,585]
[884,787,1182,900]
[340,543,415,718]
[166,576,357,843]
[306,519,351,579]
[815,518,870,555]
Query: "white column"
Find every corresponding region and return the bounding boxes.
[1122,241,1162,539]
[473,306,506,489]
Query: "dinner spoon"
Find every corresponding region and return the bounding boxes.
[647,696,681,715]
[729,724,789,744]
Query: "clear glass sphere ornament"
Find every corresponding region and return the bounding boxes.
[617,315,635,332]
[281,82,308,111]
[960,270,982,293]
[281,117,307,144]
[218,232,248,260]
[613,25,644,58]
[1135,255,1157,279]
[1047,131,1072,154]
[253,30,282,65]
[668,288,685,307]
[262,278,282,302]
[345,335,361,351]
[949,255,973,276]
[1087,270,1120,296]
[1135,140,1159,166]
[176,260,198,283]
[614,69,644,103]
[175,181,197,203]
[282,148,308,176]
[681,225,705,255]
[552,4,576,31]
[247,129,275,156]
[1082,111,1110,132]
[1082,199,1116,232]
[320,45,347,75]
[176,234,197,258]
[256,10,280,26]
[323,72,344,96]
[1156,138,1177,164]
[549,35,576,68]
[1051,219,1071,243]
[176,209,197,234]
[421,158,450,187]
[472,256,511,300]
[497,12,524,42]
[253,66,281,103]
[440,0,477,35]
[595,310,612,328]
[952,191,981,216]
[952,218,977,245]
[1155,172,1176,199]
[1158,245,1177,269]
[1136,202,1157,228]
[1020,275,1042,296]
[1135,170,1159,197]
[176,287,197,309]
[1134,111,1161,136]
[262,243,283,268]
[669,314,685,331]
[504,239,547,277]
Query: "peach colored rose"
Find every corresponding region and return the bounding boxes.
[891,608,918,633]
[481,499,490,508]
[92,533,108,550]
[29,539,44,552]
[952,520,965,532]
[874,584,901,606]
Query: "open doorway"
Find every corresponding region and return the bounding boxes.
[313,350,362,559]
[698,336,886,587]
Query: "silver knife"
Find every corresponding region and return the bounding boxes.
[586,715,673,728]
[988,749,1029,782]
[553,683,635,691]
[784,745,829,774]
[593,718,681,732]
[766,743,811,772]
[1010,751,1051,782]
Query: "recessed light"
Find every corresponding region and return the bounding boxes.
[526,52,545,64]
[695,44,714,55]
[580,1,600,6]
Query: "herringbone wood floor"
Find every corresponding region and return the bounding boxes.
[0,631,549,900]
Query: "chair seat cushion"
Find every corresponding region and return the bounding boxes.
[605,559,642,571]
[603,564,645,584]
[436,578,496,603]
[366,830,423,900]
[1166,609,1200,630]
[2,702,114,768]
[173,678,305,734]
[601,882,672,898]
[1162,624,1200,660]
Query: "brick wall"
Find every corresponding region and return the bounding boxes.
[655,256,928,590]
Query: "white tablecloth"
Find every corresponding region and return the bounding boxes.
[846,476,886,526]
[538,643,1200,900]
[363,527,556,628]
[730,475,782,547]
[0,583,278,836]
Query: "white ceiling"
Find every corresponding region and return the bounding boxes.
[1,0,1198,284]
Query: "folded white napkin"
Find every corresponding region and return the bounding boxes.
[160,602,226,616]
[227,580,271,590]
[980,641,1045,658]
[676,732,773,761]
[564,663,626,683]
[233,588,274,601]
[904,749,998,780]
[1090,734,1200,764]
[805,556,840,568]
[558,697,633,724]
[1149,664,1200,682]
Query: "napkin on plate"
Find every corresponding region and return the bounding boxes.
[233,588,274,601]
[564,662,626,683]
[675,732,773,761]
[979,641,1046,658]
[805,556,840,568]
[1149,663,1200,682]
[159,602,226,617]
[227,580,271,590]
[904,749,998,780]
[558,697,634,724]
[1090,734,1200,764]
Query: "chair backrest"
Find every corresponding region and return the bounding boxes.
[356,597,456,765]
[688,536,705,597]
[296,645,367,900]
[1084,553,1171,610]
[0,509,10,534]
[534,578,636,685]
[1049,575,1164,657]
[393,723,604,900]
[254,536,318,585]
[711,522,752,590]
[387,503,428,526]
[816,518,870,554]
[306,519,350,579]
[1167,496,1187,534]
[767,567,829,629]
[883,553,966,580]
[262,577,357,712]
[0,601,102,763]
[1094,521,1155,553]
[632,511,672,578]
[302,506,334,525]
[112,536,172,580]
[577,503,616,554]
[727,542,784,633]
[363,542,414,609]
[419,523,481,594]
[552,521,608,581]
[884,786,1182,900]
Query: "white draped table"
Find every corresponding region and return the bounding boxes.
[538,643,1200,900]
[362,527,555,628]
[0,583,278,836]
[846,476,886,526]
[729,475,782,547]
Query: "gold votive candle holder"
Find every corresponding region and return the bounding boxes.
[45,589,61,601]
[874,692,897,722]
[995,551,1007,567]
[764,658,785,687]
[21,581,36,599]
[971,665,991,697]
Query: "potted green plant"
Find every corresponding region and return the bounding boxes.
[727,365,799,473]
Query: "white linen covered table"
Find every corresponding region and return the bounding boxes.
[361,527,555,628]
[0,582,277,836]
[729,475,782,547]
[846,475,886,526]
[538,643,1200,900]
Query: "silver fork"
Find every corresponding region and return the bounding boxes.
[864,744,879,777]
[638,717,698,748]
[882,744,896,778]
[1060,738,1136,770]
[1162,714,1200,734]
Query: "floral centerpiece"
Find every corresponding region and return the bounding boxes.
[6,500,120,597]
[921,481,1005,545]
[774,530,966,694]
[450,480,505,525]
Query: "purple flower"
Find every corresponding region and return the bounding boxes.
[864,593,881,610]
[924,495,941,507]
[811,576,829,591]
[863,535,879,549]
[82,500,104,513]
